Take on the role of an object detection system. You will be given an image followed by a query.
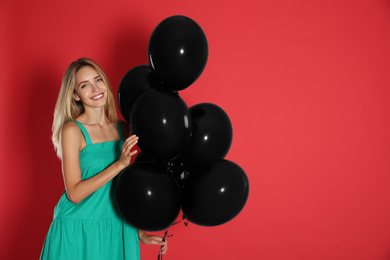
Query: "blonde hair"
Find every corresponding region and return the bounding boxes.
[52,57,118,159]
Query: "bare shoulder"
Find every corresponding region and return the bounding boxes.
[62,121,82,137]
[119,119,130,139]
[61,121,83,147]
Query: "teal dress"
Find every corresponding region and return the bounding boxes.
[40,121,140,260]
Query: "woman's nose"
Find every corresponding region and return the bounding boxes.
[91,83,100,92]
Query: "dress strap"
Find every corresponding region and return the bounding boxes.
[117,120,124,141]
[73,121,93,145]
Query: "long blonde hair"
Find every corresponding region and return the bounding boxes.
[52,57,118,159]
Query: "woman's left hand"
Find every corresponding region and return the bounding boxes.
[138,230,168,254]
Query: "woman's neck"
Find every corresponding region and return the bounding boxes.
[78,107,109,126]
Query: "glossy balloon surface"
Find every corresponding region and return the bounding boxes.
[130,88,191,160]
[117,65,162,123]
[134,150,158,164]
[114,162,181,231]
[135,151,189,188]
[148,15,208,91]
[182,160,249,226]
[181,103,233,167]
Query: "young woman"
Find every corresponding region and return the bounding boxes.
[40,57,167,259]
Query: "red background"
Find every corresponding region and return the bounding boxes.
[2,0,390,259]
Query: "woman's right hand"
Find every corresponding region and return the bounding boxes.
[118,135,139,169]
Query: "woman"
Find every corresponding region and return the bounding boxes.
[40,57,167,259]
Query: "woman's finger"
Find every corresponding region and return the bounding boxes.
[122,136,138,149]
[161,243,167,254]
[123,140,136,152]
[149,236,165,246]
[123,136,138,147]
[122,138,138,154]
[129,150,138,156]
[124,141,138,155]
[125,135,138,143]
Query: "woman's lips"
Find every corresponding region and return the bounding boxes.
[91,93,104,100]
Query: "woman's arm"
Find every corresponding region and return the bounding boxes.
[61,121,138,204]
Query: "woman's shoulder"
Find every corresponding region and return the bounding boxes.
[61,121,83,140]
[60,121,85,155]
[62,120,79,129]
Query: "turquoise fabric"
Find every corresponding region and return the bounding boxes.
[40,121,140,260]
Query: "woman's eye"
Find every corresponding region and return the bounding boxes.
[81,84,88,88]
[97,78,103,82]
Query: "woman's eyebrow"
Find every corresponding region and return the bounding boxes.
[77,76,101,87]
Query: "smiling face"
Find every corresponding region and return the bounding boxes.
[73,65,108,108]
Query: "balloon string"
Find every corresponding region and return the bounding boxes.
[157,215,188,260]
[157,230,168,260]
[173,214,188,226]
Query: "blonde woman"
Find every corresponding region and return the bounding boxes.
[40,58,167,260]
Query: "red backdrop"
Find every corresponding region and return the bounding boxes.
[2,0,390,259]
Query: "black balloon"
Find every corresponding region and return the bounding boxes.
[181,103,233,167]
[135,151,189,189]
[162,159,190,189]
[118,65,163,123]
[148,15,208,91]
[182,160,249,226]
[134,150,158,164]
[115,162,181,231]
[130,88,191,160]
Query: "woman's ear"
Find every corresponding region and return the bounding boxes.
[73,93,80,101]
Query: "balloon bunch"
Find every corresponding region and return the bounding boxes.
[115,15,249,232]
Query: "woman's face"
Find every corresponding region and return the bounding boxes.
[73,66,108,108]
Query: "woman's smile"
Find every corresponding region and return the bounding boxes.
[91,93,104,100]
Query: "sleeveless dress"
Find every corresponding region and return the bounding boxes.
[40,120,140,260]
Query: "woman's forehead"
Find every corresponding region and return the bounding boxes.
[75,66,99,82]
[76,66,98,77]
